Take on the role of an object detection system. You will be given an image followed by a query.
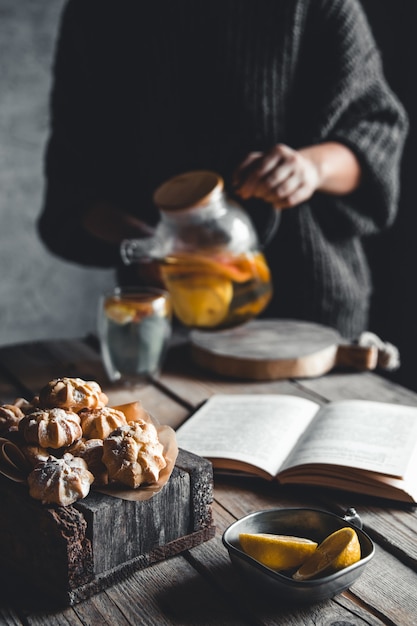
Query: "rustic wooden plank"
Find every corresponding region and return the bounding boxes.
[104,384,189,430]
[74,449,214,575]
[104,555,249,626]
[0,477,94,603]
[294,370,417,405]
[0,449,214,607]
[319,496,417,571]
[162,339,417,407]
[0,338,190,430]
[333,593,395,626]
[185,500,384,625]
[0,370,22,405]
[2,336,417,624]
[211,478,417,626]
[160,341,319,414]
[72,593,133,626]
[0,339,106,398]
[18,554,248,626]
[24,609,84,626]
[161,370,304,406]
[160,338,417,413]
[0,607,24,626]
[348,544,417,625]
[0,586,84,626]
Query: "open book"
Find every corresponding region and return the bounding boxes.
[175,394,417,504]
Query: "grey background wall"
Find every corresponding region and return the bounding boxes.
[0,1,415,390]
[0,0,114,346]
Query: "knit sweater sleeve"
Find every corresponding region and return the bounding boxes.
[37,0,120,267]
[297,0,408,237]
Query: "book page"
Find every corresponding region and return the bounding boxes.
[281,400,417,478]
[176,394,319,477]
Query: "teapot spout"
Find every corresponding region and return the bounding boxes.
[120,237,155,265]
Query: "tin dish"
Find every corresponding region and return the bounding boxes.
[222,507,375,604]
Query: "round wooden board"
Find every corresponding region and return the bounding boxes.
[189,319,344,380]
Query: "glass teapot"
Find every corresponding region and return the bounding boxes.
[121,170,273,330]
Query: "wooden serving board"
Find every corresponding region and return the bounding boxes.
[190,319,378,381]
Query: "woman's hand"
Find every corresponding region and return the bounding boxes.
[233,144,320,209]
[233,142,362,209]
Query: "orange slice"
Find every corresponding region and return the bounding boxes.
[161,253,253,283]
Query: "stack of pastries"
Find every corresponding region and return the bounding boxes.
[0,377,167,506]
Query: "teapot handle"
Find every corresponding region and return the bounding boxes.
[229,191,281,251]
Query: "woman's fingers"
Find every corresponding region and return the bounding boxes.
[233,147,284,198]
[234,144,320,208]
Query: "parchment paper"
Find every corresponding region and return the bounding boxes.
[0,404,179,503]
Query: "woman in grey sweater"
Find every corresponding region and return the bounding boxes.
[38,0,408,339]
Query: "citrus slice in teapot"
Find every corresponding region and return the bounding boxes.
[166,273,233,328]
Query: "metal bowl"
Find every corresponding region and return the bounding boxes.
[222,507,375,604]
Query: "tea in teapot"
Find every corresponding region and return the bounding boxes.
[121,170,273,330]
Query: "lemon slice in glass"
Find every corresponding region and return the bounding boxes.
[239,533,318,571]
[104,300,136,325]
[292,527,361,581]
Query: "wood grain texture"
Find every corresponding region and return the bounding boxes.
[0,449,214,607]
[2,335,417,624]
[190,320,377,380]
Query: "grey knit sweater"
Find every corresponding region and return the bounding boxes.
[38,0,408,338]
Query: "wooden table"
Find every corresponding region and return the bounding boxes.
[1,333,417,625]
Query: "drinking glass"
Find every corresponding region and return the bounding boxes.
[98,286,172,385]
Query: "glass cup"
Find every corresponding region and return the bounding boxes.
[98,286,172,385]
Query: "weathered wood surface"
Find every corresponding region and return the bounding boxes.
[1,335,417,624]
[190,319,378,380]
[0,447,214,607]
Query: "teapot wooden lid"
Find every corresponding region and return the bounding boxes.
[153,170,224,211]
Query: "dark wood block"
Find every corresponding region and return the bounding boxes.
[0,449,215,606]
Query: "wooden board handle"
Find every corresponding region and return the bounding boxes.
[336,344,378,371]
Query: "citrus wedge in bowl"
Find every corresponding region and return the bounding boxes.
[293,527,361,581]
[223,508,375,604]
[239,533,318,570]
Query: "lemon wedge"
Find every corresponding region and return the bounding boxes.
[166,275,233,327]
[239,533,318,570]
[104,300,136,324]
[292,527,361,581]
